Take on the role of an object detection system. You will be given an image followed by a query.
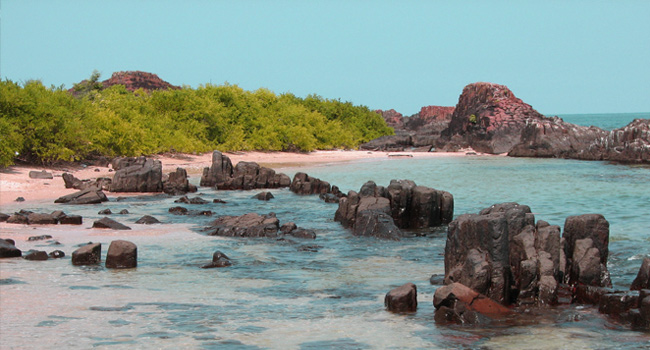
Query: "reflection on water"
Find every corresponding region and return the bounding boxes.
[1,156,650,348]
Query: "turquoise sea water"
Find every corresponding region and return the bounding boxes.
[1,115,649,349]
[556,112,649,130]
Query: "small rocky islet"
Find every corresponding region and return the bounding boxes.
[2,149,650,331]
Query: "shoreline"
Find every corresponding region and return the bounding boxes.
[0,149,494,207]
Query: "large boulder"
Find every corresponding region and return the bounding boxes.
[135,215,161,224]
[105,240,137,269]
[385,283,418,312]
[200,150,234,187]
[26,213,57,225]
[205,213,280,238]
[72,243,102,265]
[0,239,22,258]
[290,172,331,195]
[55,188,108,204]
[110,157,163,192]
[63,173,112,191]
[23,250,49,261]
[353,210,402,240]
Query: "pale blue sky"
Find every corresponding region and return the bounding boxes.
[1,1,649,115]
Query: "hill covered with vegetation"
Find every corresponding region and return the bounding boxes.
[0,73,393,167]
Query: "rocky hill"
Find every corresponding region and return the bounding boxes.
[101,71,180,91]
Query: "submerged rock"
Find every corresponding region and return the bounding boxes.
[201,250,232,268]
[23,250,49,261]
[253,191,274,201]
[55,188,108,204]
[135,215,161,224]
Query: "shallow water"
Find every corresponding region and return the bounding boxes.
[1,155,650,349]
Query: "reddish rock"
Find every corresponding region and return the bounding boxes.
[433,283,513,323]
[375,109,404,128]
[418,106,455,122]
[105,240,137,269]
[102,71,179,92]
[631,258,650,291]
[438,82,546,154]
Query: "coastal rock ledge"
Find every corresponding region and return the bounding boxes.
[435,202,650,329]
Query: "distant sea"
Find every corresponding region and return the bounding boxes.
[554,112,649,130]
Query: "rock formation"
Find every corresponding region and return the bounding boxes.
[162,168,197,195]
[201,251,233,269]
[110,157,163,192]
[335,180,453,240]
[205,213,281,238]
[63,173,112,191]
[101,71,180,92]
[200,151,291,190]
[437,82,545,154]
[432,202,650,327]
[385,283,418,312]
[55,188,108,204]
[0,239,22,258]
[72,243,102,265]
[509,118,650,164]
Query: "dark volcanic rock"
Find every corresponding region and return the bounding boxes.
[0,240,22,258]
[63,173,112,191]
[290,172,331,195]
[72,243,102,265]
[163,168,197,195]
[98,209,112,215]
[385,283,418,312]
[631,258,650,291]
[135,215,161,224]
[26,213,57,225]
[110,157,163,192]
[205,213,280,238]
[105,240,137,269]
[59,215,83,225]
[55,188,108,204]
[353,210,402,240]
[510,118,650,164]
[201,250,232,268]
[23,250,49,261]
[28,235,53,241]
[253,191,274,201]
[0,213,9,222]
[29,170,53,179]
[174,196,209,204]
[563,214,611,287]
[335,179,453,239]
[92,217,131,230]
[48,250,65,259]
[200,150,291,190]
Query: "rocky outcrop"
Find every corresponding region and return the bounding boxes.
[433,282,513,324]
[509,118,650,164]
[23,250,49,261]
[174,196,209,204]
[436,202,620,324]
[205,213,281,238]
[55,188,108,204]
[200,151,291,190]
[253,191,274,201]
[3,210,83,225]
[110,157,163,192]
[335,180,453,239]
[105,240,137,269]
[72,243,102,265]
[437,82,545,154]
[290,172,331,195]
[101,71,179,92]
[385,283,418,312]
[163,168,197,195]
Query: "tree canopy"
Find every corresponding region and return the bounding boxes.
[0,76,393,167]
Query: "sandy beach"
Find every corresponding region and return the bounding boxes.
[0,150,490,207]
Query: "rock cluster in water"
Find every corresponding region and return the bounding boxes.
[430,202,650,329]
[200,150,291,190]
[1,210,82,225]
[335,180,454,240]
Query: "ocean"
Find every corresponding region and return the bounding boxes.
[1,113,649,349]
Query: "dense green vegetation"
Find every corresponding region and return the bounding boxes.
[0,77,393,167]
